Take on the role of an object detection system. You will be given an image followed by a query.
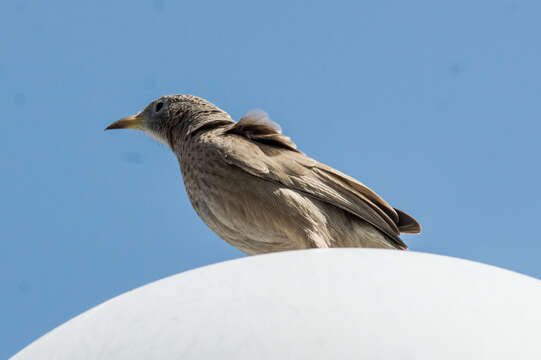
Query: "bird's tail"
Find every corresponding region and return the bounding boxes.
[394,208,422,234]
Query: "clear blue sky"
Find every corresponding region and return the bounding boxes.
[2,0,540,357]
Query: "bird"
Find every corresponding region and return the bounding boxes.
[106,95,421,254]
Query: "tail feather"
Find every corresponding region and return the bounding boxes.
[394,208,421,234]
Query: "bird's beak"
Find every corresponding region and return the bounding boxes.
[105,113,145,130]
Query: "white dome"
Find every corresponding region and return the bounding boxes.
[12,249,541,359]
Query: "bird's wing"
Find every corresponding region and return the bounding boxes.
[220,113,420,248]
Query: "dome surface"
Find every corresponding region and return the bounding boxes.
[12,249,541,359]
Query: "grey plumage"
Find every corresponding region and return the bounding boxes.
[106,95,421,254]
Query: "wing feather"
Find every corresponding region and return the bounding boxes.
[226,110,298,151]
[218,114,420,248]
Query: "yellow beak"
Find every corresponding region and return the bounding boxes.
[105,114,145,130]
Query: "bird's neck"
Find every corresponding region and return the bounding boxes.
[172,111,230,144]
[186,113,233,138]
[172,111,233,157]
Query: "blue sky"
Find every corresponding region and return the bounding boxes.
[2,0,540,357]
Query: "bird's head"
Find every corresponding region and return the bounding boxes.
[105,94,234,149]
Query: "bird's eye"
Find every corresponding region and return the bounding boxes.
[154,101,164,113]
